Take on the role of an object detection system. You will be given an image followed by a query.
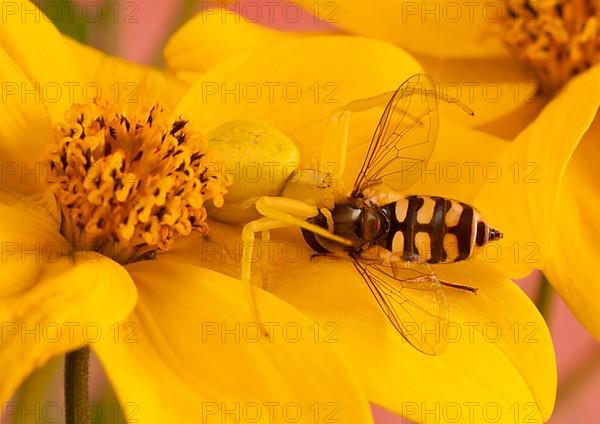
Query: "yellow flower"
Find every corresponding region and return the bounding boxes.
[1,3,375,423]
[162,0,600,387]
[163,21,558,423]
[295,2,600,347]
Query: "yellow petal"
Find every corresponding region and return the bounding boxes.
[411,121,510,201]
[0,48,53,192]
[295,0,508,58]
[62,37,187,110]
[0,251,137,402]
[544,90,600,341]
[164,5,536,130]
[193,222,556,423]
[0,190,62,297]
[9,357,62,424]
[477,99,546,141]
[164,9,303,81]
[176,36,422,164]
[417,54,540,129]
[434,259,556,421]
[474,66,600,279]
[163,5,529,128]
[93,254,373,424]
[0,0,83,120]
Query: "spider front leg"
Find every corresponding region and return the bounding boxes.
[241,217,294,337]
[242,196,354,290]
[255,197,353,247]
[322,91,397,178]
[321,84,473,176]
[241,197,355,336]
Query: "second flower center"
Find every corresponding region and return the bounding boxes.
[501,0,599,94]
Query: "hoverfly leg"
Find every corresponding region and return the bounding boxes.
[310,252,333,263]
[439,280,478,294]
[402,252,423,264]
[389,254,478,294]
[129,249,158,263]
[385,253,436,280]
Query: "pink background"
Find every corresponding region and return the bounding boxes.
[79,0,600,422]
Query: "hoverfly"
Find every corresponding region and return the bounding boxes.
[241,74,503,355]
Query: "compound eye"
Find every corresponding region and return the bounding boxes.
[361,210,382,242]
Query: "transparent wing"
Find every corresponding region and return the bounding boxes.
[353,256,449,355]
[352,74,439,196]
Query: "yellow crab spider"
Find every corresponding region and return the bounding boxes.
[210,84,472,334]
[235,90,410,332]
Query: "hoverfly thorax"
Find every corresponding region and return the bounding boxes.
[358,206,391,245]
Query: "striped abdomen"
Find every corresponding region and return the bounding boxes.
[382,195,497,264]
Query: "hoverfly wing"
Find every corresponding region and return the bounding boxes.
[352,74,439,197]
[353,257,449,355]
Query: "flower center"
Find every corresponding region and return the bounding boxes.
[501,0,599,94]
[49,100,226,264]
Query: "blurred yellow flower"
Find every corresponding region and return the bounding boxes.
[163,0,600,369]
[1,2,376,423]
[164,22,558,422]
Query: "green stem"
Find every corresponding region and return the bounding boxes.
[536,273,554,319]
[65,347,91,424]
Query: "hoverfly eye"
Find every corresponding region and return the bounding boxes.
[361,210,381,242]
